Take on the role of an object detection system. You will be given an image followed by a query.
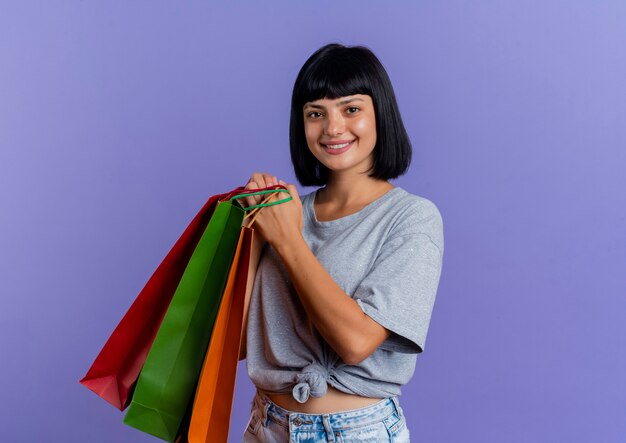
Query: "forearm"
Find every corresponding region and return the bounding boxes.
[273,233,389,365]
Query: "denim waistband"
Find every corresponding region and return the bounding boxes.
[253,391,403,438]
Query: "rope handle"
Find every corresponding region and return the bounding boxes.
[229,188,292,211]
[244,193,276,228]
[220,184,284,203]
[230,187,293,228]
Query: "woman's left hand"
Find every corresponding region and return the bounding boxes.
[250,180,303,248]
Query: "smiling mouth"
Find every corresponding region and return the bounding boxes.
[321,140,354,150]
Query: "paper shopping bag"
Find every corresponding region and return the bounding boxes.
[79,186,274,410]
[123,200,245,442]
[80,192,228,410]
[187,226,254,443]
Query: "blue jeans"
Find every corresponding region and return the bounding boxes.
[241,391,410,442]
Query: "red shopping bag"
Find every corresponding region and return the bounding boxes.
[79,186,263,410]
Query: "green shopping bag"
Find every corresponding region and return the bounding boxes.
[123,189,291,442]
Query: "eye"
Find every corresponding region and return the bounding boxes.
[306,111,323,119]
[346,106,360,114]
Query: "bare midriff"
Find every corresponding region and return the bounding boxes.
[262,386,383,414]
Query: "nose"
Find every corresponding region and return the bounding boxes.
[323,110,345,136]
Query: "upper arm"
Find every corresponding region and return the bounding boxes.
[353,200,444,355]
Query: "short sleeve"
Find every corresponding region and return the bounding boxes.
[353,201,443,354]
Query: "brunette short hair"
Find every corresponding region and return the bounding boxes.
[290,43,412,186]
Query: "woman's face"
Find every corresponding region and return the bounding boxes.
[303,94,377,178]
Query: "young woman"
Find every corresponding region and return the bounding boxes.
[240,43,444,442]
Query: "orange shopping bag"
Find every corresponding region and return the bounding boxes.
[187,195,271,443]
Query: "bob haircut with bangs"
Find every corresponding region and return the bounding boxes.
[290,43,412,186]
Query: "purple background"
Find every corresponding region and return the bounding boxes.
[1,1,625,442]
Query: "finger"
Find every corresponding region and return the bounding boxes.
[261,173,276,188]
[251,172,275,203]
[252,172,275,189]
[285,184,301,205]
[244,176,258,189]
[279,179,290,197]
[249,173,265,189]
[243,180,260,207]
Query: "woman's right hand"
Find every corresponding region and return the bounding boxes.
[242,172,279,208]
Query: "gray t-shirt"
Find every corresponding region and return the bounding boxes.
[246,186,444,403]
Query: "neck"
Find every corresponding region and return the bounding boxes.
[318,171,394,206]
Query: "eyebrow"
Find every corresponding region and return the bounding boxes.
[303,97,365,109]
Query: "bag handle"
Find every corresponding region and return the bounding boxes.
[229,188,292,212]
[233,190,291,228]
[244,194,272,227]
[223,184,285,201]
